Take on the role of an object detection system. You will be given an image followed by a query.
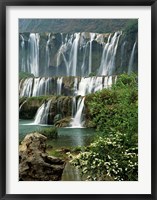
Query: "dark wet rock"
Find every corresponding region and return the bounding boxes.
[19,132,65,181]
[55,116,72,128]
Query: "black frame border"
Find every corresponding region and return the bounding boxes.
[0,0,156,199]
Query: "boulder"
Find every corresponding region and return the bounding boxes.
[19,132,65,181]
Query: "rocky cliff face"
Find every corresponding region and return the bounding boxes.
[19,19,131,33]
[19,132,65,181]
[19,31,137,77]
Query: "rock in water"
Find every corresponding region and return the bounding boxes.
[19,132,65,181]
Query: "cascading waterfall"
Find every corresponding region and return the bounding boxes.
[69,33,80,76]
[128,41,137,75]
[19,31,137,127]
[88,33,95,75]
[70,97,85,128]
[71,78,78,118]
[45,33,51,69]
[19,78,33,97]
[81,45,88,76]
[70,76,115,128]
[45,77,51,95]
[120,41,126,69]
[34,99,52,124]
[98,31,122,76]
[57,77,63,95]
[20,34,25,72]
[19,76,116,97]
[19,31,138,77]
[19,100,27,111]
[28,33,40,77]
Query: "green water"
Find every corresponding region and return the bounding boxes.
[19,119,95,147]
[19,119,96,181]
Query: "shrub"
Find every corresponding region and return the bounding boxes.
[70,73,138,181]
[85,73,138,137]
[70,132,138,181]
[38,127,58,139]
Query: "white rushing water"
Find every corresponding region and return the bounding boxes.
[128,41,137,75]
[19,76,116,97]
[70,33,80,76]
[88,33,95,75]
[70,97,85,128]
[19,78,33,97]
[20,34,25,72]
[57,77,63,95]
[98,31,122,76]
[28,33,40,77]
[45,33,51,70]
[20,31,137,77]
[34,99,52,124]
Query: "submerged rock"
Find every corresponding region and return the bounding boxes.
[19,132,65,181]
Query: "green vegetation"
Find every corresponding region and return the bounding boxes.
[38,126,58,139]
[123,19,138,37]
[70,73,138,181]
[89,72,97,77]
[19,71,34,79]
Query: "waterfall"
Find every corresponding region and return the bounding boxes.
[19,76,116,97]
[120,41,126,69]
[70,97,85,128]
[20,34,25,72]
[70,33,80,76]
[19,31,138,77]
[81,45,88,76]
[98,31,122,76]
[57,77,63,95]
[72,96,76,118]
[34,99,51,124]
[71,78,78,117]
[107,76,113,87]
[77,77,89,96]
[19,100,27,111]
[32,77,40,96]
[19,30,138,130]
[128,41,137,75]
[45,77,51,95]
[28,33,40,77]
[88,33,95,75]
[19,78,33,97]
[45,33,51,69]
[94,77,103,92]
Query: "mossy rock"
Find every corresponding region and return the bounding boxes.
[55,116,72,128]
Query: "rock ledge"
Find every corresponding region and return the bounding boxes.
[19,132,65,181]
